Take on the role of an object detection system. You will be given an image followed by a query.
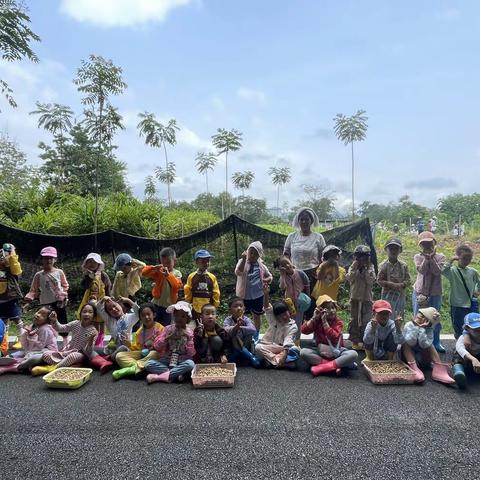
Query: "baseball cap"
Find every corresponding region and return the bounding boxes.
[418,231,436,245]
[372,300,392,313]
[384,238,402,250]
[464,313,480,330]
[194,249,213,260]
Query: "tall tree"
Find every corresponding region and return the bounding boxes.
[333,109,368,219]
[269,166,291,215]
[144,175,157,200]
[30,102,74,182]
[232,170,254,197]
[195,151,217,194]
[299,184,336,220]
[0,0,40,109]
[137,113,179,205]
[74,54,127,234]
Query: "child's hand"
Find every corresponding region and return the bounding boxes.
[472,357,480,373]
[241,251,247,260]
[220,355,228,364]
[48,310,57,323]
[371,318,377,331]
[262,283,270,294]
[395,316,403,331]
[451,256,459,263]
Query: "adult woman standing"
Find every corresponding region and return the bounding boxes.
[283,207,326,318]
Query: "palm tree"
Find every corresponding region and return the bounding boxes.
[29,102,73,181]
[269,166,291,216]
[232,170,254,197]
[195,151,217,194]
[137,112,179,205]
[144,175,157,200]
[333,109,368,219]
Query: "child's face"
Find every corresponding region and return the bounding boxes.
[42,256,55,269]
[230,300,245,319]
[80,304,95,326]
[34,307,50,326]
[414,312,430,327]
[247,248,260,263]
[201,306,217,330]
[375,311,390,326]
[387,245,400,260]
[421,241,435,254]
[106,300,124,319]
[276,310,291,324]
[196,257,210,271]
[174,310,189,329]
[458,251,473,267]
[141,307,156,329]
[325,253,340,264]
[279,258,294,276]
[161,256,175,271]
[85,259,99,271]
[355,254,370,267]
[121,264,132,274]
[320,301,337,321]
[466,327,480,343]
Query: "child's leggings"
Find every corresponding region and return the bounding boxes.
[300,344,358,367]
[144,357,194,380]
[42,351,86,367]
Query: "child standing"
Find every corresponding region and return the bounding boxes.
[112,303,164,380]
[32,304,98,375]
[223,297,259,367]
[300,295,358,376]
[442,244,480,338]
[363,300,404,361]
[346,245,376,350]
[184,250,220,320]
[25,247,69,342]
[142,247,183,327]
[193,304,228,363]
[412,232,447,352]
[452,313,480,388]
[0,243,22,354]
[401,307,455,385]
[112,253,146,300]
[377,238,411,319]
[277,255,311,340]
[235,241,272,341]
[144,301,195,384]
[254,285,299,368]
[311,245,346,301]
[77,253,111,347]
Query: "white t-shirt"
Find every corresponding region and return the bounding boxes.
[284,231,326,271]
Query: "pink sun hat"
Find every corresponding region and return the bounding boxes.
[40,246,58,258]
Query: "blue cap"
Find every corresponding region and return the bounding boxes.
[194,249,213,260]
[113,253,132,271]
[464,313,480,330]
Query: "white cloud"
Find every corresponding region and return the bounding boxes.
[237,87,266,105]
[60,0,193,28]
[211,95,225,112]
[177,125,211,150]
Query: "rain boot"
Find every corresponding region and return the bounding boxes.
[432,324,446,353]
[31,364,57,376]
[95,331,105,348]
[90,355,113,374]
[239,347,260,368]
[112,364,138,380]
[0,360,20,375]
[452,363,466,389]
[407,361,425,383]
[364,350,374,361]
[352,342,364,351]
[311,359,338,376]
[147,370,171,384]
[432,361,456,385]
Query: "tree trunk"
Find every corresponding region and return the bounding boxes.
[351,141,355,220]
[206,171,209,194]
[163,142,171,205]
[224,151,229,218]
[276,185,280,215]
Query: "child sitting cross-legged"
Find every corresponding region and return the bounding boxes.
[452,313,480,388]
[254,285,299,368]
[112,303,164,380]
[193,304,228,363]
[401,307,455,385]
[363,300,404,361]
[300,295,358,376]
[223,297,260,367]
[144,301,195,384]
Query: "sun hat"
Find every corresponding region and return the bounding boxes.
[316,294,337,307]
[418,231,436,245]
[166,301,192,318]
[248,241,264,257]
[354,245,371,256]
[113,253,133,271]
[464,313,480,330]
[194,249,213,260]
[384,238,402,251]
[291,207,320,228]
[372,299,392,313]
[418,307,440,325]
[322,245,342,260]
[40,246,57,258]
[82,252,105,271]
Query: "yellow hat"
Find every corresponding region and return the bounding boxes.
[316,294,336,307]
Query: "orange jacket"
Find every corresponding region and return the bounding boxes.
[142,265,183,305]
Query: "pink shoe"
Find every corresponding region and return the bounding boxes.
[0,361,20,375]
[407,361,425,383]
[432,362,456,385]
[147,371,171,384]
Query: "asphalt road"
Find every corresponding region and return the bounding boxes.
[2,346,479,480]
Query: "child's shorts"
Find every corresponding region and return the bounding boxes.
[0,300,21,321]
[244,296,264,316]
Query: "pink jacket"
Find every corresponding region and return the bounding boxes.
[413,252,446,296]
[153,324,195,362]
[19,323,58,353]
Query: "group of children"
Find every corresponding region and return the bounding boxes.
[0,231,479,388]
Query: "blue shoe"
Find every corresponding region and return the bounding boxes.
[239,347,260,368]
[286,347,300,364]
[228,351,241,363]
[452,363,466,388]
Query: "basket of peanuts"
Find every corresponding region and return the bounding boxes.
[43,367,93,390]
[362,360,417,385]
[191,363,237,389]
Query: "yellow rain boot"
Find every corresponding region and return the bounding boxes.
[12,337,22,350]
[31,364,57,376]
[352,342,364,351]
[364,350,374,361]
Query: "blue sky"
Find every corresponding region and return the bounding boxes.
[0,0,478,212]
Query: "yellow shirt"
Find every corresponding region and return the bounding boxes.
[312,264,346,301]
